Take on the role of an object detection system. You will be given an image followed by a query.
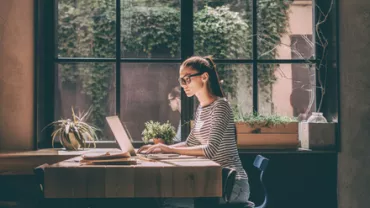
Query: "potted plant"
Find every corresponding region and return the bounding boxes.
[299,114,337,150]
[142,121,176,145]
[45,107,100,150]
[234,112,299,149]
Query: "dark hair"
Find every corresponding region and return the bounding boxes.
[180,56,225,97]
[169,86,181,98]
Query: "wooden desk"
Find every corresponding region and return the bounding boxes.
[43,156,222,199]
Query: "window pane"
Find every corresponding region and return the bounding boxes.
[193,0,252,59]
[55,63,116,140]
[257,0,314,59]
[121,0,181,58]
[57,0,116,58]
[193,64,253,118]
[120,63,180,142]
[258,64,316,121]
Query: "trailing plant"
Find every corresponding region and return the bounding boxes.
[58,0,115,131]
[142,120,176,145]
[57,0,292,132]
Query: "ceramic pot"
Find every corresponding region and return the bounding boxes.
[153,138,165,144]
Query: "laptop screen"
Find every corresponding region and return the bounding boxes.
[105,116,136,156]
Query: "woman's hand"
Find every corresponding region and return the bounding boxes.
[137,144,152,153]
[144,143,174,154]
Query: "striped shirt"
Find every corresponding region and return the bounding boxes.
[186,97,248,180]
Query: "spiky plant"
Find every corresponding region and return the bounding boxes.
[45,107,100,150]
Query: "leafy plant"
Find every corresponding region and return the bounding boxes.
[234,112,298,128]
[45,107,100,150]
[142,120,176,145]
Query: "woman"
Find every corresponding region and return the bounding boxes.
[138,56,250,204]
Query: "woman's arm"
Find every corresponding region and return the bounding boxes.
[170,145,205,156]
[170,141,187,147]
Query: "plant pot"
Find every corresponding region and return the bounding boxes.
[60,132,81,151]
[299,122,337,150]
[153,138,165,144]
[236,122,299,149]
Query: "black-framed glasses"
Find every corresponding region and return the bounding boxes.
[178,72,204,85]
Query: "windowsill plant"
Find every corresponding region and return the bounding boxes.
[142,121,176,145]
[234,112,299,149]
[45,107,99,151]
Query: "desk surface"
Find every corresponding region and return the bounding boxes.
[44,154,222,199]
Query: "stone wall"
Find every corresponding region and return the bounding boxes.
[338,0,370,207]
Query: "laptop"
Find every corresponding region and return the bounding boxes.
[105,116,181,159]
[105,116,137,156]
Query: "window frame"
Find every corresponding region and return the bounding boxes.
[35,0,339,149]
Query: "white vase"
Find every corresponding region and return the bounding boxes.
[307,112,327,123]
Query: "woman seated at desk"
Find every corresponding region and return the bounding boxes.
[138,56,250,204]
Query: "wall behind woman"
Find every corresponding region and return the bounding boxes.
[0,0,34,151]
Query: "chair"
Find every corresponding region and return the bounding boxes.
[220,155,269,208]
[33,163,49,208]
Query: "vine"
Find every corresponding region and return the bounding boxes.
[58,0,291,134]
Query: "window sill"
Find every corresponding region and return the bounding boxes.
[49,141,144,149]
[238,147,337,154]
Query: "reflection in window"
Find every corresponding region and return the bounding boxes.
[120,63,180,141]
[258,64,316,120]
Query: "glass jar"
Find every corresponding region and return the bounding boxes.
[307,112,327,123]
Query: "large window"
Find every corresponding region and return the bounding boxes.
[37,0,338,146]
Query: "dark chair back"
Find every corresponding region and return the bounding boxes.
[34,163,49,196]
[253,155,269,208]
[221,155,269,208]
[222,167,237,202]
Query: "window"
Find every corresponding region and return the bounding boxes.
[36,0,338,147]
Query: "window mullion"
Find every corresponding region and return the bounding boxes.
[252,0,258,113]
[116,0,121,116]
[180,0,194,141]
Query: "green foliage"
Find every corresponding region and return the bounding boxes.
[46,107,100,150]
[234,111,298,128]
[58,0,115,130]
[142,120,176,144]
[258,0,291,59]
[194,6,251,95]
[121,6,180,57]
[57,0,291,132]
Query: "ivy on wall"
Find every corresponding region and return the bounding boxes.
[57,0,291,132]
